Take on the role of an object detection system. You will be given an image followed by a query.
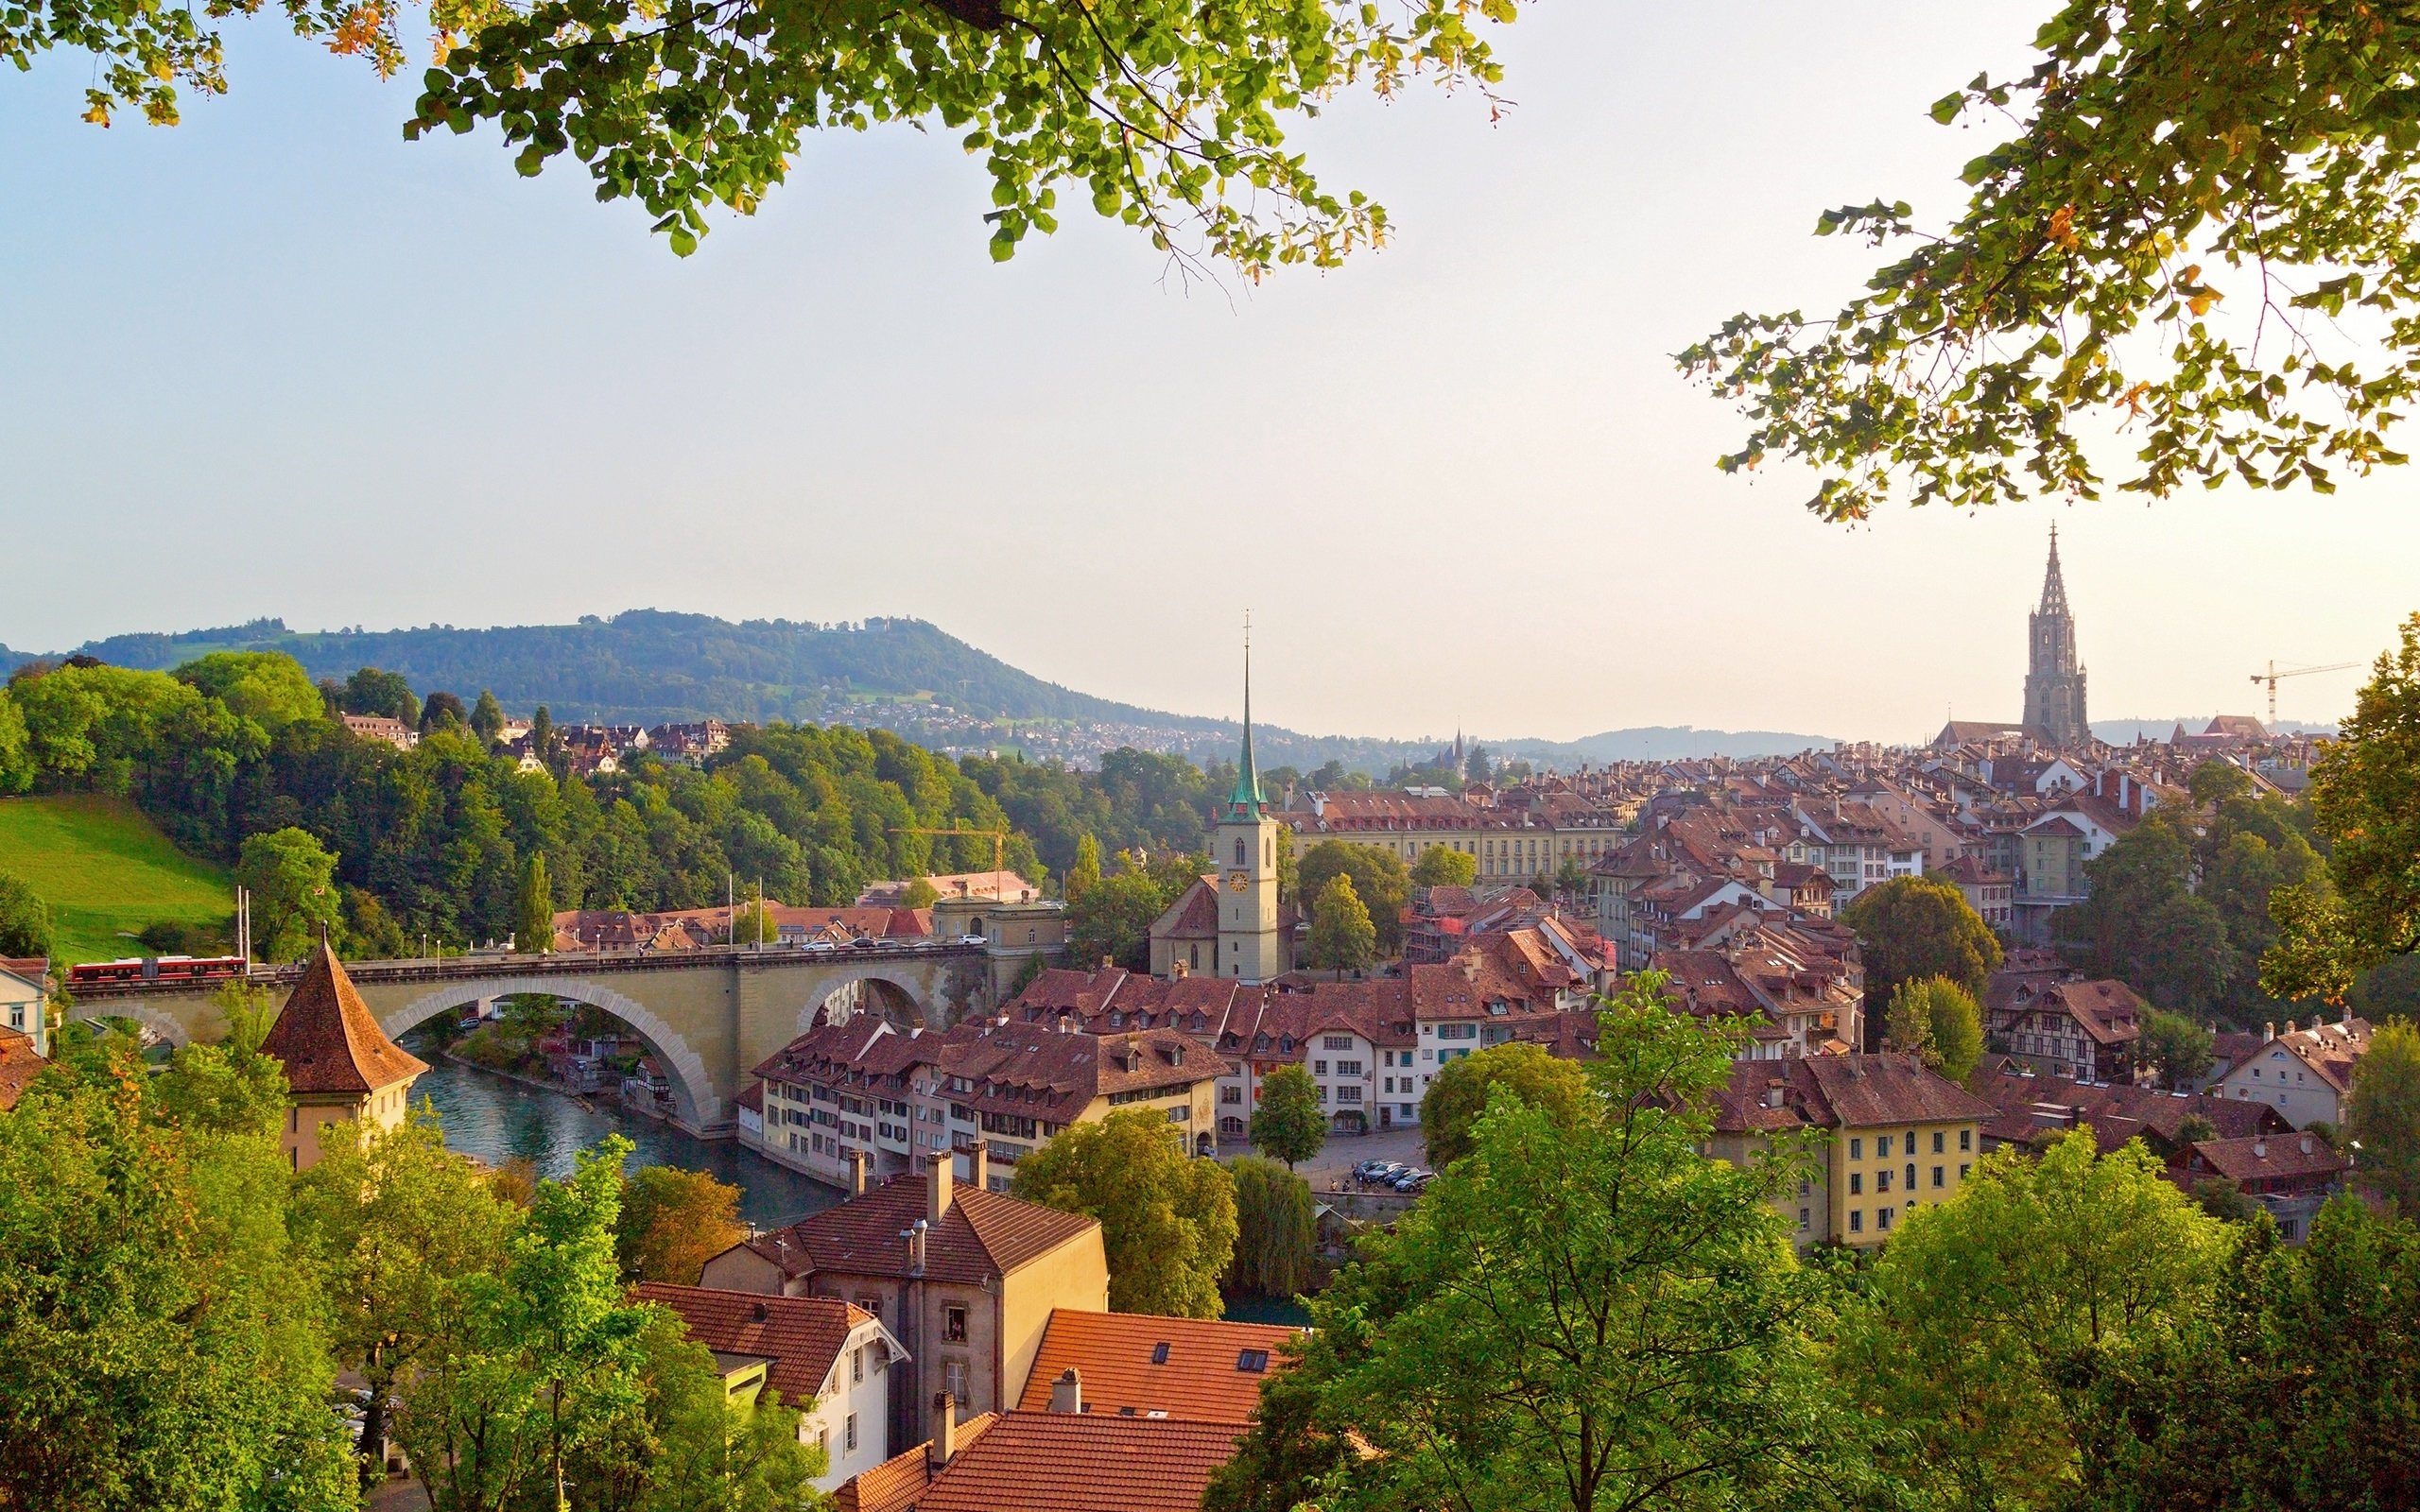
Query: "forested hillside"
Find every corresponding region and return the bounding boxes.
[1,612,1214,730]
[0,651,1065,955]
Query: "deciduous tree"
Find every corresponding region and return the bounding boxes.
[1296,841,1409,954]
[236,825,342,961]
[294,1110,523,1489]
[0,867,51,958]
[1216,975,1868,1512]
[2269,615,2420,1003]
[1011,1108,1236,1318]
[1409,846,1476,889]
[1685,9,2420,518]
[1064,833,1101,902]
[1841,1130,2230,1506]
[1306,871,1376,977]
[2138,1008,2216,1091]
[1841,875,2003,1015]
[1417,1040,1592,1170]
[615,1164,747,1286]
[2347,1020,2420,1217]
[1251,1063,1325,1171]
[1227,1157,1316,1301]
[516,852,555,954]
[1885,976,1985,1084]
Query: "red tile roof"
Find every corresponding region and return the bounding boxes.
[260,945,428,1096]
[914,1412,1243,1512]
[2184,1133,2347,1185]
[634,1282,873,1404]
[1714,1055,1992,1135]
[740,1175,1100,1287]
[0,1027,45,1111]
[833,1416,1000,1512]
[1014,1310,1297,1423]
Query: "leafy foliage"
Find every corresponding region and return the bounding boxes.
[1840,1130,2229,1505]
[0,868,51,958]
[1011,1108,1236,1318]
[2268,614,2420,1002]
[1416,1040,1592,1170]
[2348,1020,2420,1217]
[1295,840,1409,954]
[1684,3,2420,518]
[1408,845,1476,889]
[1841,874,2003,1018]
[614,1163,747,1286]
[1250,1062,1325,1170]
[2077,1200,2420,1511]
[1885,975,1985,1083]
[236,825,343,962]
[2138,1006,2216,1089]
[0,1049,356,1512]
[1217,976,1865,1512]
[1305,871,1376,975]
[2063,796,2325,1021]
[1226,1156,1315,1301]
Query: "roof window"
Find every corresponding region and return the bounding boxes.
[1236,1349,1270,1373]
[1150,1342,1170,1365]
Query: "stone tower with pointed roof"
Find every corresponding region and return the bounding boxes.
[1208,629,1284,983]
[260,942,428,1171]
[2021,525,2090,750]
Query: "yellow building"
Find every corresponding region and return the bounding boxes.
[1711,1054,1990,1249]
[259,944,427,1171]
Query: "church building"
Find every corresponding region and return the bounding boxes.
[1148,641,1295,983]
[2021,525,2090,749]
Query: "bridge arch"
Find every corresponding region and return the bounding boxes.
[786,965,950,1040]
[384,974,724,1130]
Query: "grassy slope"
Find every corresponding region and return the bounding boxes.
[0,796,233,964]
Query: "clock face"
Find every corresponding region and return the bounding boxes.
[1225,870,1251,893]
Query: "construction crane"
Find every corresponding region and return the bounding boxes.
[887,825,1010,879]
[2250,660,2360,726]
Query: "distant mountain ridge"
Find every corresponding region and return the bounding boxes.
[0,612,1837,768]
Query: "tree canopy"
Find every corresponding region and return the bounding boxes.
[1841,874,2003,1021]
[1251,1062,1325,1170]
[1684,3,2420,518]
[1305,871,1377,976]
[1011,1108,1236,1318]
[1416,1040,1592,1169]
[2267,613,2420,1003]
[1409,845,1477,889]
[17,0,1525,266]
[1296,840,1409,955]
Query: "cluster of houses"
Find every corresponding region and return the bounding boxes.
[341,709,736,776]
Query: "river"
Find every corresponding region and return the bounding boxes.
[401,1031,845,1230]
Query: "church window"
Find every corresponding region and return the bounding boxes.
[1235,838,1246,867]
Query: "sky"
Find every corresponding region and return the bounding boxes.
[3,3,2413,747]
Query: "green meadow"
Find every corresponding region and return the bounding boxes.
[0,796,234,964]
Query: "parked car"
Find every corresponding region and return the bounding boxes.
[955,934,988,946]
[1352,1159,1400,1181]
[848,936,876,949]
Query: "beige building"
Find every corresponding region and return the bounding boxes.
[1712,1054,1990,1250]
[747,1015,1230,1190]
[260,944,428,1171]
[700,1151,1108,1458]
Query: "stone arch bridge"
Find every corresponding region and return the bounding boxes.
[69,944,994,1138]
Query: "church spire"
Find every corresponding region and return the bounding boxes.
[2039,523,2070,616]
[1229,614,1262,818]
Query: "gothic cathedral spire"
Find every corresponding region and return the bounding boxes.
[2022,524,2090,749]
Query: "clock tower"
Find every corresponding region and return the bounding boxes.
[1210,628,1284,983]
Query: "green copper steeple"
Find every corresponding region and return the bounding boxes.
[1230,618,1262,817]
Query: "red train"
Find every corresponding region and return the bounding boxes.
[68,955,249,987]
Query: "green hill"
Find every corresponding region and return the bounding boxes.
[0,796,235,964]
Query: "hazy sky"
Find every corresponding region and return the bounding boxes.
[4,2,2413,745]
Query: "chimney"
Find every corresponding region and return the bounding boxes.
[2264,1022,2276,1042]
[2300,1135,2313,1156]
[969,1140,989,1192]
[927,1150,954,1222]
[1764,1080,1785,1110]
[1057,1012,1077,1035]
[1049,1367,1083,1415]
[848,1147,871,1198]
[2286,1019,2297,1038]
[1170,959,1188,980]
[1101,955,1115,971]
[2254,1139,2268,1160]
[932,1394,959,1466]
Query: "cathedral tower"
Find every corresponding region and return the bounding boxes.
[1210,626,1284,983]
[2021,525,2090,749]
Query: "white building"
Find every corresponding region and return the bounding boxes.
[2209,1015,2375,1130]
